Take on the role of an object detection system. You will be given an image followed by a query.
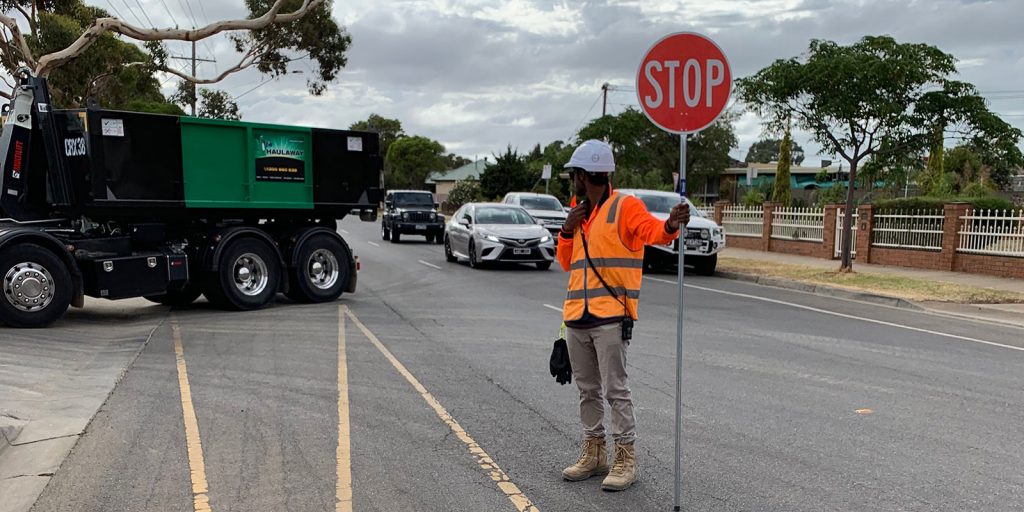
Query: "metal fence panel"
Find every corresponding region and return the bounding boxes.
[771,207,824,242]
[722,206,763,238]
[958,209,1024,258]
[834,209,858,258]
[871,210,944,251]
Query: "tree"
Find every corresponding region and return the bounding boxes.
[198,89,241,120]
[745,138,805,165]
[384,135,446,190]
[736,35,1020,271]
[479,146,532,199]
[349,114,405,161]
[1,0,350,102]
[444,153,471,169]
[773,126,793,206]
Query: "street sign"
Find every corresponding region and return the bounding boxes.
[636,32,731,512]
[636,32,732,134]
[542,164,552,180]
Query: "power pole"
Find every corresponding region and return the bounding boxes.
[601,82,609,116]
[169,47,216,117]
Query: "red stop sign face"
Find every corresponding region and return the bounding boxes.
[636,32,732,134]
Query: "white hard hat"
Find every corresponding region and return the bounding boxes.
[564,139,615,173]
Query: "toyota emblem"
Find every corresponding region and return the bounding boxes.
[518,239,525,243]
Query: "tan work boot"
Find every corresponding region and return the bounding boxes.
[601,442,636,491]
[562,437,608,481]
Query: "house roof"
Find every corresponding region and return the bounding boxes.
[426,159,489,184]
[722,163,833,175]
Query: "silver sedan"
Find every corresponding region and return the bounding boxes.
[443,203,556,270]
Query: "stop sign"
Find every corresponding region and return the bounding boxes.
[636,32,732,134]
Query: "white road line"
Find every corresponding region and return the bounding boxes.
[543,303,563,313]
[340,229,349,234]
[418,260,442,270]
[367,241,380,247]
[644,277,1024,353]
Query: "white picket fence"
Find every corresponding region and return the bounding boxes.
[722,206,763,237]
[871,210,944,250]
[958,209,1024,257]
[833,209,858,258]
[771,207,825,242]
[695,205,715,218]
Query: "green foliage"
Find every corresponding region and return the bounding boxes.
[815,185,848,207]
[745,137,805,165]
[742,189,765,207]
[445,153,471,169]
[872,196,1013,212]
[815,169,830,183]
[446,180,480,210]
[612,168,672,191]
[350,114,405,158]
[384,135,446,190]
[719,178,736,203]
[772,128,793,206]
[479,146,533,199]
[961,182,992,198]
[125,100,186,116]
[197,89,241,120]
[238,0,352,95]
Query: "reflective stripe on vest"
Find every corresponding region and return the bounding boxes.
[563,192,644,322]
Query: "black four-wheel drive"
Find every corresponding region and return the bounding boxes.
[380,190,445,244]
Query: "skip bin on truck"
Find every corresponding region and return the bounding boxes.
[0,69,382,327]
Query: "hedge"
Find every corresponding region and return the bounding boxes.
[871,196,1014,213]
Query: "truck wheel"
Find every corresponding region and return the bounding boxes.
[381,223,390,241]
[691,254,717,276]
[286,235,349,303]
[206,238,281,310]
[144,285,202,307]
[0,244,72,328]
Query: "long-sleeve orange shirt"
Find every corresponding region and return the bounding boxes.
[557,194,680,272]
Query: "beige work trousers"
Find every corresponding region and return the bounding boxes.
[565,322,635,444]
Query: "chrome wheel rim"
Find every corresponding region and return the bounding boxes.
[306,249,339,290]
[233,253,269,296]
[4,262,55,312]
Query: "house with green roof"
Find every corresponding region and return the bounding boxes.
[426,158,489,202]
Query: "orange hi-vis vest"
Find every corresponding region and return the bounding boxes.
[563,192,644,322]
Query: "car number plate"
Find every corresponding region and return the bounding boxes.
[513,248,531,255]
[685,239,703,249]
[415,224,427,230]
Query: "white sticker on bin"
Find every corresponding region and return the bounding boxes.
[347,136,363,151]
[102,118,124,137]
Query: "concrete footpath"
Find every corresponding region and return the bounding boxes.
[719,247,1024,329]
[0,299,167,512]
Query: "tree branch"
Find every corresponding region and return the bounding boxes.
[35,0,324,77]
[159,47,261,85]
[0,12,39,70]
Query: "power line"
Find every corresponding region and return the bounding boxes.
[132,0,155,27]
[104,0,126,19]
[178,0,200,28]
[568,91,604,142]
[119,0,146,26]
[158,0,179,27]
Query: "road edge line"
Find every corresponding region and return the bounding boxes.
[172,320,213,512]
[336,306,353,512]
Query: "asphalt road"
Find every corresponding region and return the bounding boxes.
[26,216,1024,511]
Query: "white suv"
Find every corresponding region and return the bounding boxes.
[502,192,567,235]
[616,189,725,275]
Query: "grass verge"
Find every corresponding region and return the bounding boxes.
[717,257,1024,304]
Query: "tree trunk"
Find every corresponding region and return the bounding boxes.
[839,159,858,271]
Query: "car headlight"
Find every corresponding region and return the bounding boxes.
[540,235,551,243]
[712,228,723,238]
[483,234,500,243]
[401,212,409,220]
[430,213,437,221]
[700,229,710,240]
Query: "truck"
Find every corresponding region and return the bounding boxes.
[0,69,382,327]
[380,190,445,243]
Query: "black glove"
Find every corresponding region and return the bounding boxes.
[549,337,573,385]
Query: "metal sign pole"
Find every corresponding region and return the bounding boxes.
[674,132,687,511]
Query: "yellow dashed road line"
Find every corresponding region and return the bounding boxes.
[337,307,353,512]
[345,308,540,512]
[172,320,213,512]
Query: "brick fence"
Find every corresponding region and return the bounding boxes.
[713,201,1024,280]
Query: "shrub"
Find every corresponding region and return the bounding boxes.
[446,180,481,211]
[742,189,765,207]
[872,196,1013,212]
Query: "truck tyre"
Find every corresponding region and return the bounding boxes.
[691,254,717,276]
[0,244,72,328]
[144,285,203,307]
[286,235,349,303]
[205,238,281,310]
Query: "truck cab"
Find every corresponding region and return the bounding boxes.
[380,190,445,243]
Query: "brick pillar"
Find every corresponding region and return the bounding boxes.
[762,202,777,252]
[941,203,970,271]
[855,204,873,263]
[714,200,729,226]
[822,204,839,260]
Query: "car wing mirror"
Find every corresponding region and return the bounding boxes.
[458,218,470,226]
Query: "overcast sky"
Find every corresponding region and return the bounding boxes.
[127,0,1024,167]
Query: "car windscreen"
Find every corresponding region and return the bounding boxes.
[394,193,434,207]
[475,207,535,225]
[520,196,563,211]
[635,194,704,217]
